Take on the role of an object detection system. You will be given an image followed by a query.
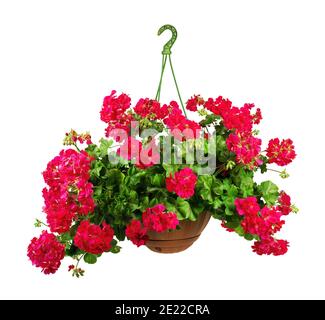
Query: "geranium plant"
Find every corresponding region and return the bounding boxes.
[27,25,298,277]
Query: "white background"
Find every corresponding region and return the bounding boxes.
[0,0,324,300]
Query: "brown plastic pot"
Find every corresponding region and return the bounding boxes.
[146,212,211,254]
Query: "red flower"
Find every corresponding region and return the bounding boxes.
[226,132,262,167]
[117,136,160,169]
[166,167,197,199]
[235,197,285,239]
[42,149,95,234]
[164,102,201,140]
[277,191,292,215]
[27,231,65,275]
[222,104,254,134]
[266,138,296,166]
[204,96,232,116]
[186,95,204,112]
[68,265,75,272]
[253,108,262,124]
[125,220,148,247]
[233,196,290,255]
[234,197,260,216]
[252,238,289,256]
[74,220,114,255]
[142,204,179,232]
[100,90,133,138]
[134,98,169,120]
[204,98,262,134]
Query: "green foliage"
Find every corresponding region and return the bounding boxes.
[176,198,196,221]
[84,253,97,264]
[258,181,279,205]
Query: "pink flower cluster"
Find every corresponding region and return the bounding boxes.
[186,95,263,166]
[142,204,179,232]
[226,133,262,166]
[125,220,148,247]
[134,98,169,120]
[186,95,205,112]
[166,167,198,199]
[74,220,115,255]
[164,101,201,140]
[126,204,179,247]
[266,138,296,166]
[234,195,292,256]
[42,149,95,234]
[100,90,134,138]
[117,136,160,169]
[27,231,65,274]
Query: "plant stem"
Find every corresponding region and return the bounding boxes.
[168,55,187,118]
[155,54,168,101]
[75,253,85,270]
[35,219,49,228]
[267,168,282,174]
[73,143,81,152]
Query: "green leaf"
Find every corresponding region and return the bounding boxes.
[240,174,254,197]
[84,253,97,264]
[85,144,100,158]
[212,198,222,209]
[258,180,279,205]
[93,185,103,197]
[234,225,245,236]
[225,207,234,216]
[99,138,113,157]
[199,114,219,126]
[176,198,196,221]
[244,233,254,241]
[65,244,83,257]
[110,246,121,254]
[192,204,205,216]
[106,169,124,185]
[69,224,79,238]
[151,174,164,187]
[59,232,72,243]
[165,201,177,213]
[91,160,104,177]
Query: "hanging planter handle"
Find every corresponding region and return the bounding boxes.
[155,24,187,117]
[158,24,177,55]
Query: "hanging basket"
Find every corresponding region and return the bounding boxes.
[146,212,211,253]
[27,24,298,277]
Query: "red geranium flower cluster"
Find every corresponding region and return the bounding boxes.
[266,138,296,166]
[100,90,133,138]
[252,238,289,256]
[186,94,204,112]
[164,101,201,140]
[166,167,198,199]
[234,196,290,256]
[142,204,179,232]
[126,204,179,247]
[125,220,148,247]
[42,149,95,234]
[277,191,292,215]
[189,95,263,167]
[74,220,114,255]
[27,231,65,274]
[134,98,169,120]
[117,136,160,169]
[226,133,262,166]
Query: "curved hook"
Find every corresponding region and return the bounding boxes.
[158,24,177,55]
